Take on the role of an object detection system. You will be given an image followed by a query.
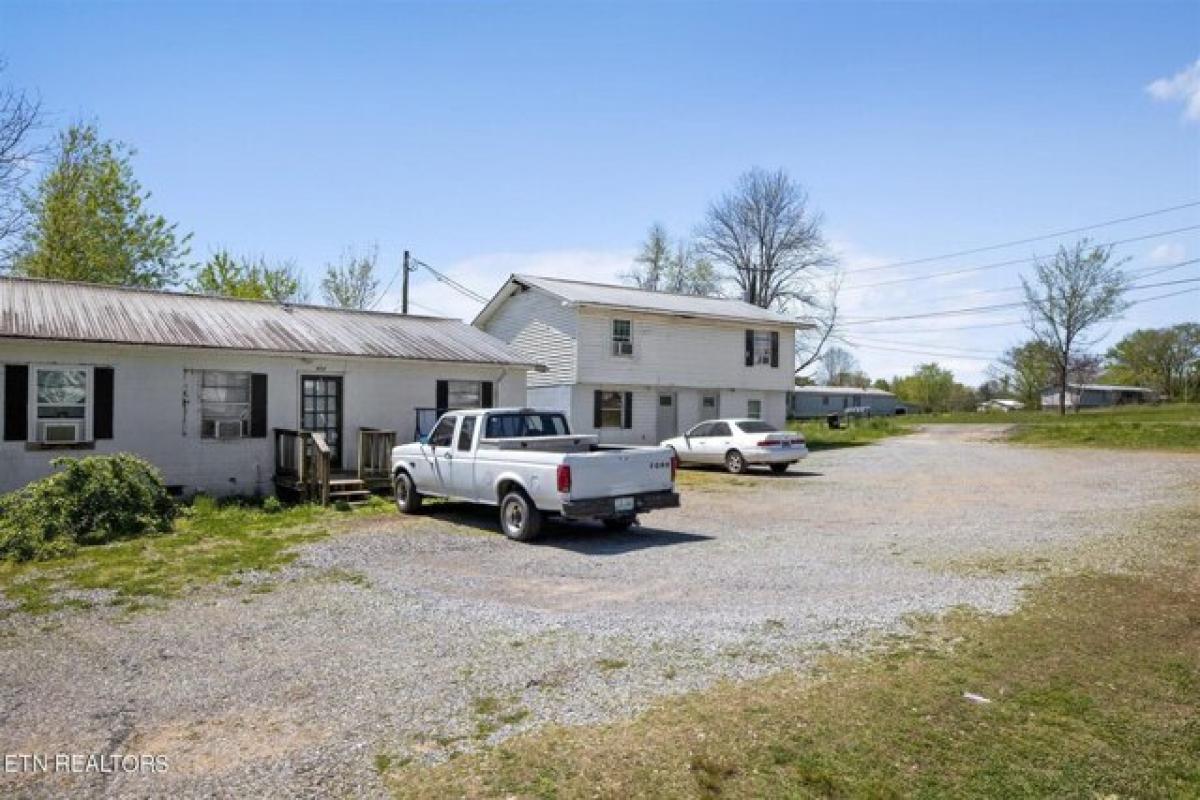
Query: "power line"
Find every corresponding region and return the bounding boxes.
[411,257,489,304]
[840,225,1200,291]
[841,275,1200,326]
[843,200,1200,275]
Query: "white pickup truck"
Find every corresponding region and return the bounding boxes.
[389,408,680,541]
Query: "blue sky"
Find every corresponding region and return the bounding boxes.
[3,0,1198,383]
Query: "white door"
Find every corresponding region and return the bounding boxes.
[702,421,734,463]
[656,392,677,442]
[700,393,719,419]
[423,414,457,495]
[446,414,479,499]
[679,421,711,463]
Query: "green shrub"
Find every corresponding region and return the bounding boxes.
[0,454,176,562]
[262,495,283,514]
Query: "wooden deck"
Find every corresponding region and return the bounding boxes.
[273,428,395,505]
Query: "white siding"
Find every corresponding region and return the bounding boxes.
[478,286,577,387]
[0,341,525,496]
[575,309,795,392]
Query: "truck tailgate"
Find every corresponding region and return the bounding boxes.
[562,447,674,499]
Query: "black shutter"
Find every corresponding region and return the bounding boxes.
[745,330,755,366]
[770,331,780,368]
[436,380,449,413]
[481,381,494,408]
[4,365,28,441]
[249,373,268,438]
[623,392,633,429]
[93,367,114,440]
[593,390,602,428]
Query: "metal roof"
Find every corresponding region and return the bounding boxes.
[474,274,811,327]
[0,277,539,366]
[1051,383,1157,393]
[792,386,895,397]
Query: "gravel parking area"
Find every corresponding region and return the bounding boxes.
[2,425,1196,798]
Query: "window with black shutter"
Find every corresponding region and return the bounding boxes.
[4,365,28,441]
[93,367,114,440]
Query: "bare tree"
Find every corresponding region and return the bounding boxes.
[817,345,859,386]
[1022,238,1129,415]
[661,241,720,296]
[622,223,671,291]
[698,167,836,308]
[0,61,43,252]
[321,245,380,309]
[794,272,841,374]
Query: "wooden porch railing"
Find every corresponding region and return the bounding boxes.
[273,428,332,505]
[357,427,396,483]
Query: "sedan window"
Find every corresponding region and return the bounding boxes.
[709,422,731,437]
[735,420,776,434]
[688,422,713,437]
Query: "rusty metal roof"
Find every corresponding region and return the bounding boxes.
[0,277,540,366]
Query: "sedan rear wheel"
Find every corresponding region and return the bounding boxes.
[725,449,747,474]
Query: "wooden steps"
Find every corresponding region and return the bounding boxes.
[328,477,371,506]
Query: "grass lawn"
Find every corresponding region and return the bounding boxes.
[914,404,1200,451]
[788,416,911,451]
[388,503,1200,799]
[0,494,394,616]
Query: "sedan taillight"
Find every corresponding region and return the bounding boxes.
[756,439,778,447]
[556,464,572,494]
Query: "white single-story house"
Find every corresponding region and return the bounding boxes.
[0,277,536,497]
[788,386,900,418]
[474,274,808,444]
[977,398,1025,413]
[1039,383,1158,411]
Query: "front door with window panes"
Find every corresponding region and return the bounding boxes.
[301,375,343,469]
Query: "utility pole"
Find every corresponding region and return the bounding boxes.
[401,250,411,314]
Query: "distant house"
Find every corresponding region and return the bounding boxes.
[474,274,808,444]
[977,398,1025,413]
[1039,383,1158,411]
[789,386,900,418]
[0,277,536,496]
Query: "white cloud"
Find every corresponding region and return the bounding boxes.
[376,247,635,323]
[1146,58,1200,122]
[1147,242,1187,266]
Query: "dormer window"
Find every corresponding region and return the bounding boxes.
[611,319,633,356]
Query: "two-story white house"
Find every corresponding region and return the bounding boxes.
[474,274,806,444]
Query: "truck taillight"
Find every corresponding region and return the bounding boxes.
[556,464,572,494]
[670,455,678,481]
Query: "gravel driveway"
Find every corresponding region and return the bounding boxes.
[2,425,1196,798]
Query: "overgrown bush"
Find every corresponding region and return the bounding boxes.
[0,454,176,561]
[261,495,283,514]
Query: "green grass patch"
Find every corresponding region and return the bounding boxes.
[389,505,1200,799]
[0,494,392,616]
[914,404,1200,451]
[788,416,911,450]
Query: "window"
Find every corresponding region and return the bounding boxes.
[701,394,718,415]
[822,395,829,406]
[201,371,251,439]
[752,332,772,365]
[611,319,633,356]
[428,415,457,447]
[34,366,89,442]
[736,420,775,433]
[747,399,763,419]
[446,380,483,409]
[484,412,570,438]
[457,415,476,451]
[709,422,731,437]
[688,422,713,437]
[598,391,625,428]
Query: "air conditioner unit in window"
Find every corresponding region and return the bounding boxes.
[214,420,244,440]
[38,420,84,444]
[612,341,633,356]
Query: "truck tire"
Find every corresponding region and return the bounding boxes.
[724,449,748,474]
[393,471,423,514]
[499,490,542,542]
[602,516,636,532]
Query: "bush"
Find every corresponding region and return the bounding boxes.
[0,454,176,562]
[261,495,283,514]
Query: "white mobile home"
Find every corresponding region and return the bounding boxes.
[1039,383,1158,411]
[789,386,900,418]
[0,277,535,497]
[474,274,806,444]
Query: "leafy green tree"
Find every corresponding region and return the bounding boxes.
[11,123,191,287]
[191,250,306,302]
[320,245,380,309]
[623,224,719,296]
[1106,324,1200,399]
[623,223,672,291]
[872,378,891,392]
[992,340,1057,408]
[893,363,966,412]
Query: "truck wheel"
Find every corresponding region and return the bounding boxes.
[499,490,542,541]
[602,516,636,532]
[394,471,423,514]
[725,450,748,474]
[769,463,790,475]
